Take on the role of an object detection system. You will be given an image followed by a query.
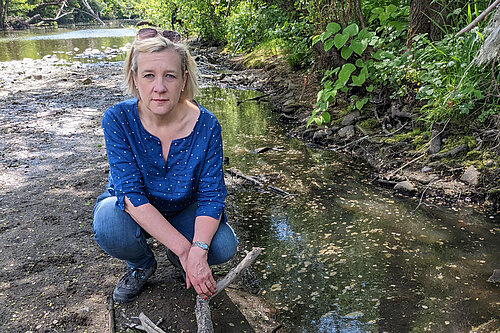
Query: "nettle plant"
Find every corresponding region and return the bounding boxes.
[308,22,376,127]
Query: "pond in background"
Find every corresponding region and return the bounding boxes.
[198,87,500,332]
[0,23,135,62]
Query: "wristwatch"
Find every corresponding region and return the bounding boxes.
[192,241,210,251]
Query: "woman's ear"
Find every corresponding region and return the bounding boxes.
[183,70,189,91]
[132,70,137,87]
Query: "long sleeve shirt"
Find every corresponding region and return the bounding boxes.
[102,98,226,220]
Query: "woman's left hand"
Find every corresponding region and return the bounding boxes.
[185,247,216,299]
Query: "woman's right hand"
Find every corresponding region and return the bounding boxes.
[181,247,216,299]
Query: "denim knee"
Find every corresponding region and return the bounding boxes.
[92,195,155,269]
[208,223,239,265]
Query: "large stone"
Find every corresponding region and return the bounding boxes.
[313,129,328,142]
[461,165,480,186]
[338,125,355,139]
[394,181,415,194]
[429,129,441,154]
[341,111,360,126]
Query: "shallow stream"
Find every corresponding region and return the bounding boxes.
[2,25,498,332]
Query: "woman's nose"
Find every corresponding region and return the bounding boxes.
[153,78,167,92]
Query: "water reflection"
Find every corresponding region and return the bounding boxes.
[199,87,500,332]
[0,27,134,62]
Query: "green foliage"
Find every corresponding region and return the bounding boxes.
[5,0,498,131]
[308,23,376,127]
[225,2,313,69]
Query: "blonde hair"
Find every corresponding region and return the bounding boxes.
[123,34,200,100]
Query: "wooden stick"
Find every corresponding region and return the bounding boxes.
[195,298,214,333]
[226,167,264,187]
[226,168,291,197]
[108,296,116,333]
[196,247,263,333]
[138,312,167,333]
[456,0,500,36]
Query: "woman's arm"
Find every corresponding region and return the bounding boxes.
[186,215,220,297]
[124,197,191,258]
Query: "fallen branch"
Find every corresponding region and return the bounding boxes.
[134,248,263,333]
[226,167,292,197]
[456,0,500,36]
[138,312,167,333]
[387,153,426,178]
[430,145,467,160]
[237,92,272,105]
[196,247,263,333]
[226,167,264,187]
[108,296,116,333]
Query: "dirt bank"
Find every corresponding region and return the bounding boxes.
[227,54,500,217]
[0,56,283,332]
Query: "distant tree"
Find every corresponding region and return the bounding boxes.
[0,0,8,29]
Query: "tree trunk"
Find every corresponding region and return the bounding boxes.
[80,0,104,25]
[407,0,447,47]
[0,0,8,30]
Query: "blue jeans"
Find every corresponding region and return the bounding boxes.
[92,191,238,270]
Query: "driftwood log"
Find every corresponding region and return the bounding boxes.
[121,247,263,333]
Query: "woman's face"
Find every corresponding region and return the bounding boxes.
[133,48,187,117]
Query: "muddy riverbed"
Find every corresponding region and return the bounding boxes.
[0,56,286,332]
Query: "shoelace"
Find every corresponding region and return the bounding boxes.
[121,268,146,285]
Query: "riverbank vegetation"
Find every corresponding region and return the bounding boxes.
[3,0,499,208]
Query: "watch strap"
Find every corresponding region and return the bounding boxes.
[192,241,209,251]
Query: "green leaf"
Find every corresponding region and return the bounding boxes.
[321,31,333,42]
[337,63,356,85]
[326,22,341,35]
[355,97,369,110]
[366,85,374,92]
[306,115,316,127]
[357,28,372,40]
[324,39,335,52]
[351,73,366,86]
[386,4,397,13]
[379,12,390,22]
[360,67,368,77]
[372,49,383,60]
[351,39,368,56]
[312,35,322,46]
[343,23,359,37]
[334,33,349,49]
[355,58,365,67]
[341,46,353,60]
[322,112,331,123]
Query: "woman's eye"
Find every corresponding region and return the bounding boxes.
[166,74,176,79]
[144,74,154,79]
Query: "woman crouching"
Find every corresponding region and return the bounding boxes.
[92,28,238,303]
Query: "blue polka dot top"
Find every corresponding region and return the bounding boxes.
[102,98,226,220]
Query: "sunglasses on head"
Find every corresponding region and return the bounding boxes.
[137,28,181,42]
